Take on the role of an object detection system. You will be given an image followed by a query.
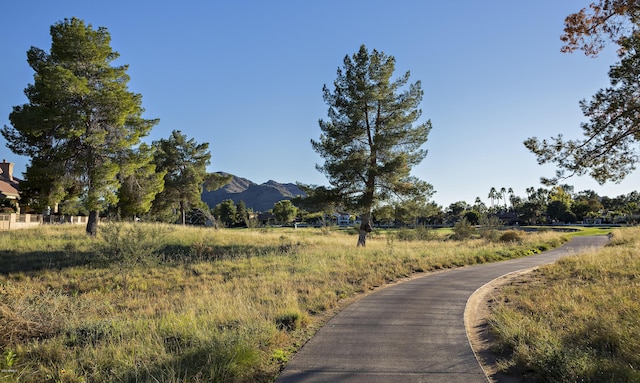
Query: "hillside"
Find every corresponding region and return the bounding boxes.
[201,172,306,212]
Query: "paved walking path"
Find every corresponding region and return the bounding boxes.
[276,236,609,383]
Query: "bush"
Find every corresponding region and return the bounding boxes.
[499,230,524,243]
[275,310,309,332]
[479,228,501,242]
[452,218,476,240]
[96,222,168,265]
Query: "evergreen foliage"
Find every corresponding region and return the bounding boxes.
[526,2,640,186]
[151,130,230,224]
[312,45,432,246]
[1,17,158,235]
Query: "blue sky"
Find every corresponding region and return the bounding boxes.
[1,1,639,208]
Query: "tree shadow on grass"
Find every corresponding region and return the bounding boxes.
[0,242,301,275]
[0,249,95,274]
[159,242,301,263]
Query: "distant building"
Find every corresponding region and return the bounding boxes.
[495,211,519,226]
[334,212,352,226]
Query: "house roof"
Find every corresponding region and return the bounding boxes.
[0,161,20,199]
[0,179,19,199]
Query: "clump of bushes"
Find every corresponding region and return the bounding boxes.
[499,230,524,243]
[451,218,476,240]
[95,222,168,265]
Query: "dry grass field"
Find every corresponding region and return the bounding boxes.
[0,223,571,382]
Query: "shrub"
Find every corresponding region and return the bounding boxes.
[275,310,309,332]
[499,230,524,243]
[479,228,501,242]
[96,222,167,265]
[452,218,476,240]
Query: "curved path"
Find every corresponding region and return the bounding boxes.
[276,236,609,383]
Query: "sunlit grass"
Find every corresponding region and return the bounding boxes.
[0,223,570,382]
[488,226,640,382]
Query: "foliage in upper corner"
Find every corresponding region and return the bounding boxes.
[526,2,640,187]
[561,0,640,57]
[524,32,640,186]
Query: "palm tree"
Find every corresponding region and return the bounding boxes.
[488,187,497,208]
[526,186,535,200]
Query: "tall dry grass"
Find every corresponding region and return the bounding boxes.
[488,227,640,382]
[0,223,568,382]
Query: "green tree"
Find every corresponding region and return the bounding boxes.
[151,130,229,224]
[116,144,165,220]
[520,187,550,225]
[212,199,237,227]
[549,185,574,205]
[488,187,498,208]
[272,200,298,225]
[526,4,640,185]
[293,185,339,226]
[463,210,480,226]
[394,197,431,227]
[473,197,488,214]
[59,197,88,216]
[572,194,604,221]
[446,201,470,224]
[547,199,573,222]
[373,204,395,226]
[236,200,248,227]
[312,45,433,246]
[499,187,507,208]
[1,18,158,235]
[421,202,445,225]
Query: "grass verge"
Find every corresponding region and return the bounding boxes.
[488,227,640,382]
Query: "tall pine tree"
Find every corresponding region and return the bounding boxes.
[312,45,433,246]
[151,130,230,224]
[2,17,158,235]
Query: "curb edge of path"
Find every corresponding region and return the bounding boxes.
[465,267,539,383]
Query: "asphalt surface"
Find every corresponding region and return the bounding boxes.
[276,235,609,383]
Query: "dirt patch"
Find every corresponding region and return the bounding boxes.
[464,268,538,383]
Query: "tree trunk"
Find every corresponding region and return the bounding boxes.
[357,212,372,247]
[180,200,186,225]
[86,210,99,236]
[357,229,367,246]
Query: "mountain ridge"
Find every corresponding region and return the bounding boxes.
[201,172,306,212]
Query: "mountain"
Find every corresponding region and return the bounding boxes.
[201,172,306,212]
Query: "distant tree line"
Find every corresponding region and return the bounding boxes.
[440,186,640,226]
[291,185,640,228]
